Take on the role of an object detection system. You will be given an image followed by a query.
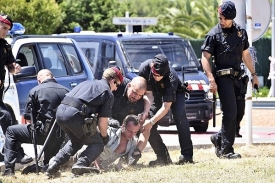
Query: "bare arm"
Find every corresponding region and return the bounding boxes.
[142,101,172,132]
[98,117,108,137]
[136,128,150,151]
[7,63,21,74]
[140,90,153,121]
[242,49,259,87]
[201,51,217,94]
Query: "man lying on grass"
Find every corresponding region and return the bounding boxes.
[74,115,142,172]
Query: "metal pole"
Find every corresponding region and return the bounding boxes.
[270,0,275,97]
[125,11,129,33]
[245,0,253,145]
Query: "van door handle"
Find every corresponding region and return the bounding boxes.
[70,82,78,88]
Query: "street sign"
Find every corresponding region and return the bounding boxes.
[112,17,158,25]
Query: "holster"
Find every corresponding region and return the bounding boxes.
[41,119,53,136]
[82,114,98,136]
[242,75,249,94]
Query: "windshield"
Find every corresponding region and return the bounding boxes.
[122,39,199,71]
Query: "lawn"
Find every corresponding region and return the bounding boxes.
[1,144,275,183]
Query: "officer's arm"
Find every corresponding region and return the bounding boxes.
[7,63,21,74]
[201,51,214,81]
[142,90,153,120]
[142,102,172,132]
[242,49,259,87]
[98,117,108,137]
[201,51,217,94]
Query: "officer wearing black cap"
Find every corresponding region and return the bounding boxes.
[0,14,25,162]
[139,54,193,166]
[2,69,69,176]
[201,1,259,159]
[46,67,123,177]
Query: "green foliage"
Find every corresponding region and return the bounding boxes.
[253,86,270,97]
[156,0,219,39]
[57,0,129,33]
[1,0,62,34]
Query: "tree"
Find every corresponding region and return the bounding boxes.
[157,0,219,39]
[57,0,129,33]
[0,0,62,34]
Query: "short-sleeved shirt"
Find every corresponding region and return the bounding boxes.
[66,79,114,117]
[0,38,15,81]
[139,59,181,107]
[111,77,144,124]
[99,126,137,168]
[201,23,249,70]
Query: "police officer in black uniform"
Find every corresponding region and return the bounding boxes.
[201,1,259,159]
[0,14,33,164]
[2,69,69,176]
[46,67,123,177]
[110,76,147,126]
[139,54,193,166]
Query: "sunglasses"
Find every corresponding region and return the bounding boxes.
[113,80,120,88]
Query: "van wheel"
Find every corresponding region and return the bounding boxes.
[193,121,209,132]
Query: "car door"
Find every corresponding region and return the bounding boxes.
[15,43,78,115]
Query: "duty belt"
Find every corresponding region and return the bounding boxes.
[216,68,239,77]
[61,96,88,116]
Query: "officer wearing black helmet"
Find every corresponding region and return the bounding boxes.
[201,1,259,159]
[0,14,31,163]
[139,54,193,166]
[46,67,123,177]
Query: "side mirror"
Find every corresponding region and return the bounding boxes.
[171,63,182,71]
[14,66,36,79]
[108,60,116,67]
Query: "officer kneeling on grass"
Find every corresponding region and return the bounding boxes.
[46,67,123,177]
[2,69,69,176]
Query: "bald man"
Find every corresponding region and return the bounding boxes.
[109,76,150,165]
[2,69,69,176]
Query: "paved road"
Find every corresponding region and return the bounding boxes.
[152,126,275,151]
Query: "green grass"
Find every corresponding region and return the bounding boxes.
[253,86,269,97]
[1,144,275,183]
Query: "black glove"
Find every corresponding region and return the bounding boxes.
[130,147,141,166]
[100,134,109,145]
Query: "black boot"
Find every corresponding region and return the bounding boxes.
[210,134,221,157]
[21,162,48,174]
[46,161,60,177]
[2,168,15,176]
[221,152,242,159]
[235,132,242,138]
[178,155,193,164]
[16,154,33,164]
[71,161,100,175]
[149,156,172,166]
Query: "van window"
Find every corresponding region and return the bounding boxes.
[123,40,198,70]
[39,43,68,77]
[16,46,35,67]
[62,44,82,74]
[77,41,99,68]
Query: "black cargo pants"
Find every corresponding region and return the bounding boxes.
[53,104,104,167]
